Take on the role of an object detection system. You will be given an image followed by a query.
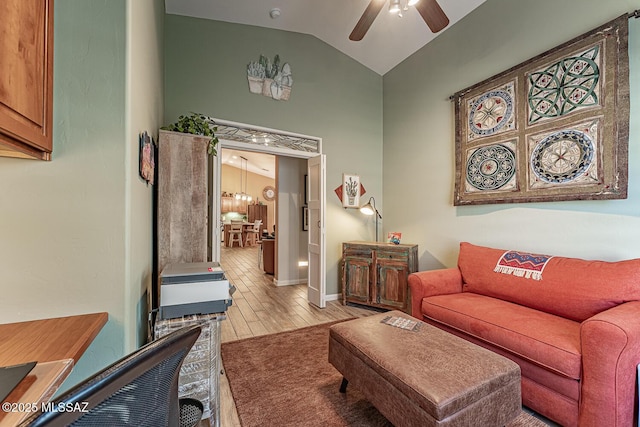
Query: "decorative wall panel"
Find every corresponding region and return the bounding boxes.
[453,15,629,205]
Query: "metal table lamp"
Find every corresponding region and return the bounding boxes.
[360,197,382,242]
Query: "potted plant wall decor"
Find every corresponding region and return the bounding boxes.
[341,174,361,208]
[246,54,293,101]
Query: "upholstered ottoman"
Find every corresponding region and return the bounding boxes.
[328,311,521,427]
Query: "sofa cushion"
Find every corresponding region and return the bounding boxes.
[422,292,582,380]
[458,242,640,322]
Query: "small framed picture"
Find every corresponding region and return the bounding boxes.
[342,174,360,208]
[139,131,155,185]
[302,206,309,231]
[387,232,402,245]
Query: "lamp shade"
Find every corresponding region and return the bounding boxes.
[360,203,375,216]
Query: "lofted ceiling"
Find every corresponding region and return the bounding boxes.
[164,0,486,75]
[221,148,276,180]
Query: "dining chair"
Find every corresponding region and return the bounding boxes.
[229,223,244,248]
[245,220,262,247]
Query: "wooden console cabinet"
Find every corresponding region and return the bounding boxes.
[341,241,418,312]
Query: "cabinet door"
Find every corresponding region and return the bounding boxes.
[0,0,53,160]
[375,253,410,310]
[343,257,372,305]
[232,198,247,214]
[221,197,233,213]
[248,204,267,226]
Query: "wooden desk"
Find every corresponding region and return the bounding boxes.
[0,360,74,426]
[0,313,108,425]
[0,312,108,366]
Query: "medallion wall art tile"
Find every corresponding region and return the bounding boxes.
[453,14,629,206]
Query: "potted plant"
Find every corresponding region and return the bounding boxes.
[259,54,280,97]
[247,61,266,94]
[161,112,219,155]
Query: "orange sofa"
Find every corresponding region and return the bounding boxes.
[408,242,640,427]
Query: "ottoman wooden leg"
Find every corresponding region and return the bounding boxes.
[339,377,349,393]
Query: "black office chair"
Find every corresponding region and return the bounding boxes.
[19,325,203,427]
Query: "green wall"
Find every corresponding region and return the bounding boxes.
[0,0,127,388]
[0,0,162,391]
[383,0,640,267]
[164,15,383,296]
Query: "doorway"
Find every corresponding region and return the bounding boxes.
[209,119,326,307]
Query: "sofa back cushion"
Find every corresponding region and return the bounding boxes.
[458,242,640,322]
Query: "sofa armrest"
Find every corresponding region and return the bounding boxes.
[580,301,640,427]
[408,268,463,319]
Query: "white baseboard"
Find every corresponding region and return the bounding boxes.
[325,293,340,302]
[268,282,339,304]
[274,278,305,286]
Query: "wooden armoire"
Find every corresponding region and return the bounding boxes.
[157,130,210,277]
[247,204,267,230]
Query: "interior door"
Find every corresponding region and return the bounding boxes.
[307,154,326,308]
[210,152,222,263]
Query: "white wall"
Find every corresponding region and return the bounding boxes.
[126,0,164,348]
[383,0,640,268]
[276,156,308,285]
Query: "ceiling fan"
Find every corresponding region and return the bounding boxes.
[349,0,449,41]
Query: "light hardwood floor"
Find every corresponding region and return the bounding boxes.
[215,244,376,427]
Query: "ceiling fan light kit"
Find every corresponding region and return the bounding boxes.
[390,0,417,15]
[349,0,449,41]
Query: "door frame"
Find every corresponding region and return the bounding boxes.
[209,119,325,306]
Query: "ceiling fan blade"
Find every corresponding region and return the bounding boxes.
[349,0,386,41]
[415,0,450,33]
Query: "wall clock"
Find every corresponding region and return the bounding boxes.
[263,186,276,201]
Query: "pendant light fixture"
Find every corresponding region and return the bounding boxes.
[234,156,252,202]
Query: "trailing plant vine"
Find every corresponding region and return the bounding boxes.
[162,112,219,155]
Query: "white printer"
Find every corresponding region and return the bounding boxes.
[159,262,234,319]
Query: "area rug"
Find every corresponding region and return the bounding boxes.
[221,320,548,427]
